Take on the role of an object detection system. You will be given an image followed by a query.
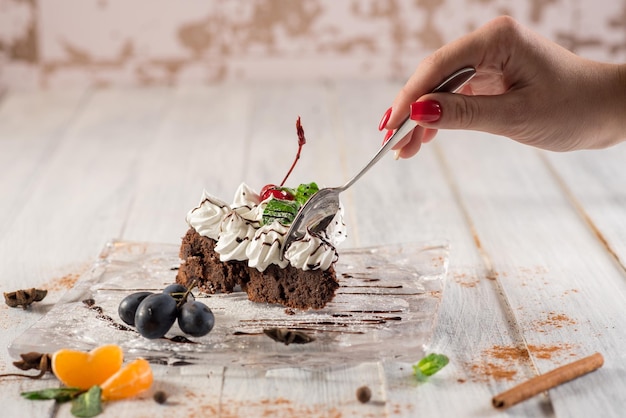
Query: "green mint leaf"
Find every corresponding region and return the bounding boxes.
[262,198,300,226]
[294,182,319,206]
[21,387,84,402]
[413,353,449,381]
[71,386,102,418]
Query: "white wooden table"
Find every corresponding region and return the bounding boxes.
[1,83,625,417]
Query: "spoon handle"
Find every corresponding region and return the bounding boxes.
[340,67,476,191]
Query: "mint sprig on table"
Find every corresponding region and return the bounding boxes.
[22,386,103,417]
[21,387,84,402]
[413,353,449,381]
[71,386,103,418]
[262,182,319,226]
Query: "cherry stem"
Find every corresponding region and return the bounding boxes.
[279,116,306,187]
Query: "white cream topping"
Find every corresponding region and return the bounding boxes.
[186,183,346,271]
[246,221,290,271]
[284,235,337,271]
[186,191,230,240]
[214,212,256,261]
[231,183,264,224]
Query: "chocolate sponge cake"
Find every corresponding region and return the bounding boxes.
[177,228,248,294]
[176,183,345,310]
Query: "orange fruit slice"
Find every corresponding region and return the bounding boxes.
[52,345,124,389]
[100,358,153,401]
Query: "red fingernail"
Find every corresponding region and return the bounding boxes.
[410,100,441,122]
[382,129,393,145]
[378,107,392,131]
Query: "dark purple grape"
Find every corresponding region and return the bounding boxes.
[134,293,178,339]
[177,301,215,337]
[118,291,153,326]
[162,283,186,295]
[163,283,194,302]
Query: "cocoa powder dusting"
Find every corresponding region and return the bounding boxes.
[183,396,346,418]
[468,343,576,382]
[452,271,479,288]
[470,362,518,381]
[468,345,528,382]
[527,343,574,360]
[45,272,81,291]
[489,345,530,362]
[534,312,577,331]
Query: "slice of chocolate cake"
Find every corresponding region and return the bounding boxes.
[176,183,346,310]
[177,228,248,294]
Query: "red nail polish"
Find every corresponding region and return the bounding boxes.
[378,107,392,131]
[410,100,441,122]
[382,129,393,145]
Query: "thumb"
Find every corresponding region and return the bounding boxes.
[413,92,523,138]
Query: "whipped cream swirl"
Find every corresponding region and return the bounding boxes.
[186,183,346,271]
[213,212,255,261]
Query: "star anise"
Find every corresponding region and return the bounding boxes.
[4,288,48,309]
[0,352,52,380]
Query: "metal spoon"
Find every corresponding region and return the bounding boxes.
[281,67,476,256]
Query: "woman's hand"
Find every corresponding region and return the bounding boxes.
[380,16,626,158]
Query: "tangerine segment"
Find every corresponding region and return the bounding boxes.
[52,344,124,389]
[100,358,153,401]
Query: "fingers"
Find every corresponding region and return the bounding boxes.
[396,128,424,159]
[378,16,532,157]
[378,16,622,154]
[393,127,438,160]
[384,17,519,130]
[411,92,523,139]
[389,90,525,158]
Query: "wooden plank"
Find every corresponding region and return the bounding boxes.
[109,82,385,416]
[0,87,172,418]
[208,81,383,414]
[3,83,624,417]
[52,364,225,418]
[437,131,626,417]
[0,87,172,284]
[332,81,545,417]
[219,364,386,417]
[544,146,626,268]
[0,89,86,239]
[120,84,253,243]
[0,89,86,418]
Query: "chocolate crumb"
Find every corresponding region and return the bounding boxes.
[356,385,372,403]
[82,298,95,307]
[91,306,104,314]
[284,308,296,316]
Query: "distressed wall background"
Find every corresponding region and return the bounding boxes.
[1,0,625,90]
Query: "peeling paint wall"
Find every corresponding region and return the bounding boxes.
[1,0,625,90]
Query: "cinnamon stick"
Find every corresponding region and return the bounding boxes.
[492,352,604,409]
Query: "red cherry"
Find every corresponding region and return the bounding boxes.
[260,184,276,200]
[260,184,294,201]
